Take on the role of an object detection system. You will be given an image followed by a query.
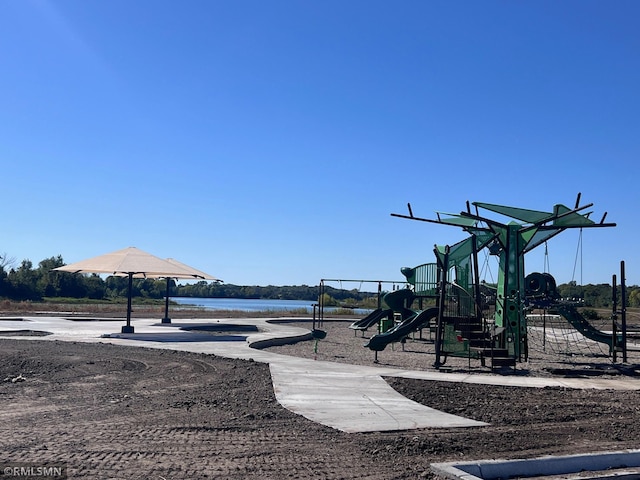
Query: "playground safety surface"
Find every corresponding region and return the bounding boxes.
[1,312,640,479]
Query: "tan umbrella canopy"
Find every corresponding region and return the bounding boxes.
[165,258,220,281]
[53,247,218,333]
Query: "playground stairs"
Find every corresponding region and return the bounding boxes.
[448,317,517,370]
[469,346,516,369]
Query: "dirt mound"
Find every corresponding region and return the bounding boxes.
[1,336,640,479]
[3,316,640,478]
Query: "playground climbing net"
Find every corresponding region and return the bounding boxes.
[527,313,611,359]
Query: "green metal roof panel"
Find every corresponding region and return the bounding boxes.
[552,204,595,226]
[522,228,562,253]
[435,212,478,227]
[473,202,552,224]
[448,238,474,265]
[434,245,446,265]
[476,231,498,250]
[434,237,475,267]
[519,228,538,245]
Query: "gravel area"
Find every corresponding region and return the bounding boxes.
[265,317,640,377]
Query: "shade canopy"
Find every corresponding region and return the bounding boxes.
[164,258,220,281]
[53,247,219,332]
[53,246,210,279]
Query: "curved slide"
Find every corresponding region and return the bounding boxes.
[365,307,439,352]
[555,303,623,351]
[349,308,392,331]
[383,288,414,311]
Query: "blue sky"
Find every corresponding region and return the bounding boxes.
[1,1,638,289]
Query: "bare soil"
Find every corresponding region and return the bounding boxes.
[2,307,640,479]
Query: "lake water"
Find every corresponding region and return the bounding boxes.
[171,297,371,314]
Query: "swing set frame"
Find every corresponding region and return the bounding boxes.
[317,278,405,327]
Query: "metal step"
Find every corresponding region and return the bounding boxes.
[469,338,493,348]
[469,347,509,357]
[465,330,487,339]
[490,357,517,368]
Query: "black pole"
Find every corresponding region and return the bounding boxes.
[612,274,617,361]
[434,246,449,369]
[542,310,546,351]
[319,280,324,325]
[162,277,171,324]
[471,235,482,323]
[621,261,627,363]
[122,273,135,333]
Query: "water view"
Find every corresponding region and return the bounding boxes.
[171,297,371,315]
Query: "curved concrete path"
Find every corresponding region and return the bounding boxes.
[1,316,639,433]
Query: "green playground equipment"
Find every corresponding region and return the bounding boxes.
[391,193,616,369]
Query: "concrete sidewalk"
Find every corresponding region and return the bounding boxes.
[1,315,639,433]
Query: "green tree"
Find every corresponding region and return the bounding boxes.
[36,255,66,297]
[0,255,12,298]
[629,288,640,308]
[84,274,106,299]
[8,260,41,300]
[105,276,128,298]
[319,292,337,306]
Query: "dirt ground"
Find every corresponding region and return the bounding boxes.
[2,310,640,479]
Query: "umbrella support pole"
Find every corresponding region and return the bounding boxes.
[162,277,172,324]
[122,273,135,333]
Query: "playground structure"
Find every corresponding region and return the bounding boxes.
[354,194,628,370]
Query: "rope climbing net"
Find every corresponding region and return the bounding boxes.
[527,312,611,359]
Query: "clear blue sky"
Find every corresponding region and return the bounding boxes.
[2,1,638,289]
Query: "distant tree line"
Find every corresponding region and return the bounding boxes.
[0,254,377,304]
[174,281,376,303]
[557,281,639,310]
[1,254,639,309]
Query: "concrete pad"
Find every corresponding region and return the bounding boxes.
[270,363,487,432]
